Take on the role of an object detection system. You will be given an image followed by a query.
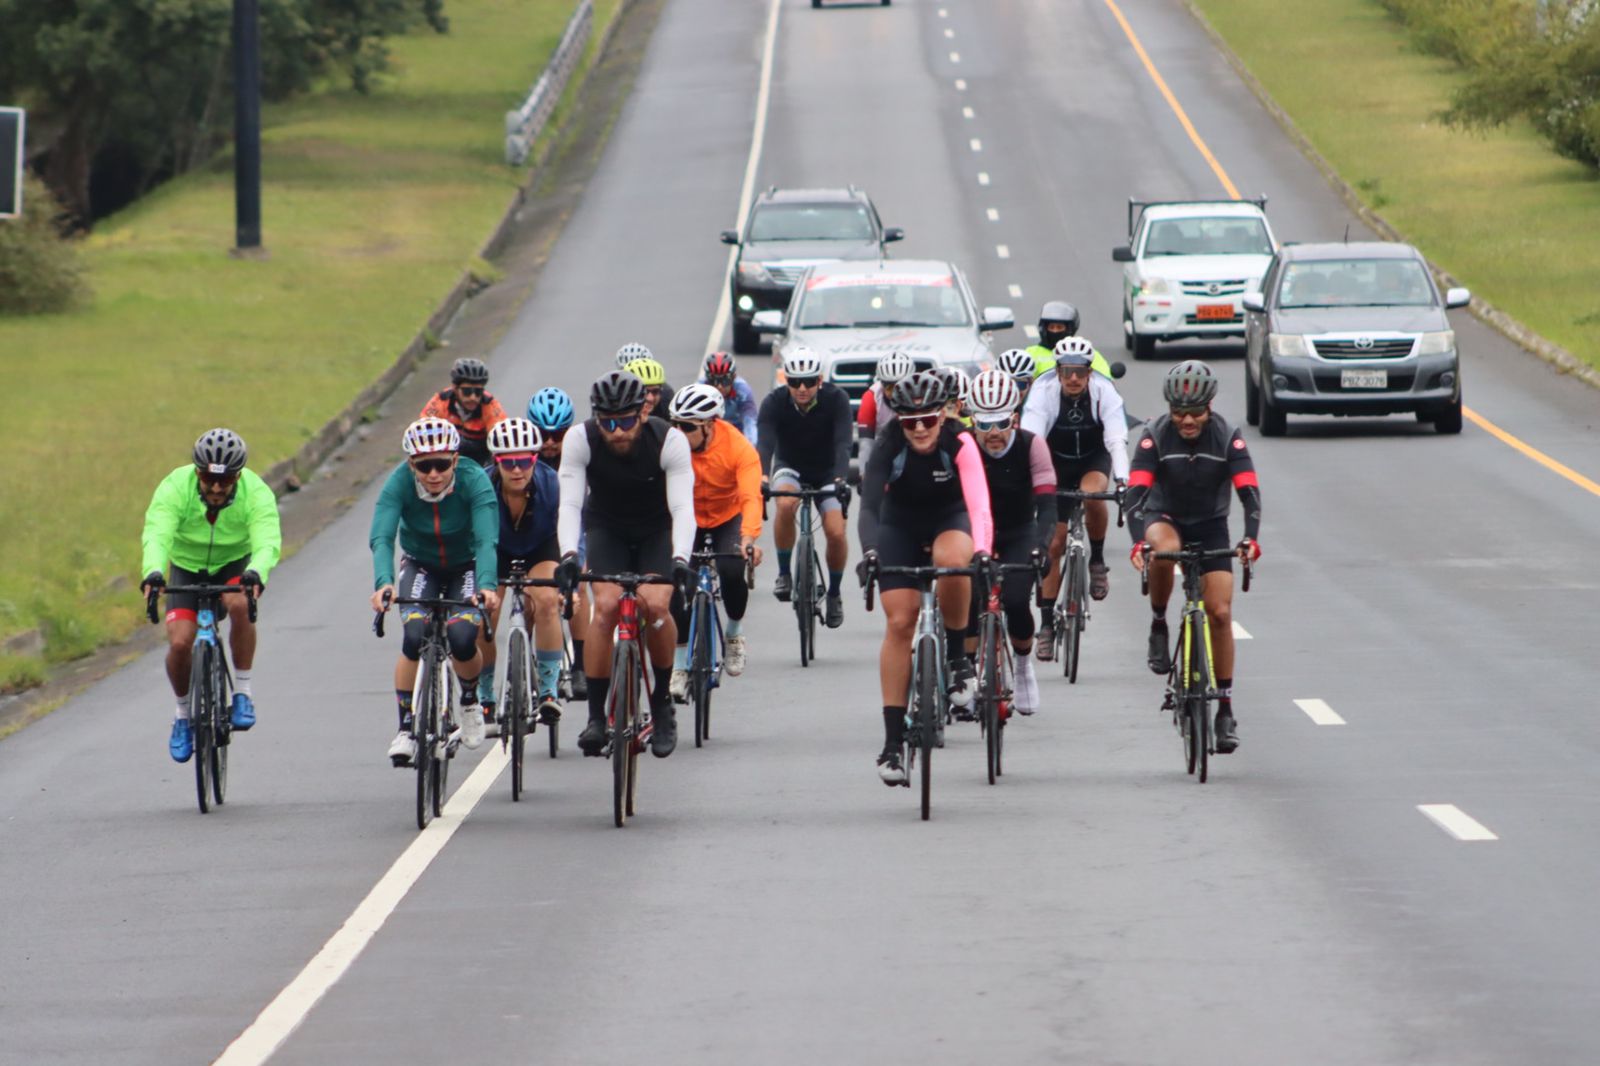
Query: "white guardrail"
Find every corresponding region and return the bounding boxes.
[504,0,595,166]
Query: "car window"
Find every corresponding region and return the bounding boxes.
[1277,258,1434,308]
[797,276,969,328]
[748,204,877,243]
[1143,216,1272,257]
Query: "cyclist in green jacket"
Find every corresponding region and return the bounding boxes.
[369,417,501,766]
[140,429,282,763]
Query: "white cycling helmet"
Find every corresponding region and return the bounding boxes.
[947,366,973,405]
[782,345,823,380]
[668,383,725,423]
[487,416,543,456]
[969,370,1020,418]
[614,342,654,369]
[402,417,461,456]
[876,350,916,384]
[1053,336,1096,367]
[996,348,1035,381]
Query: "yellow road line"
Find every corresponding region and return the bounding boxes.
[1104,0,1600,501]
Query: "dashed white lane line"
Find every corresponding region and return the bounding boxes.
[938,8,948,17]
[1293,698,1346,726]
[996,244,1011,259]
[969,138,982,152]
[1008,284,1023,299]
[944,27,955,38]
[977,171,990,185]
[1231,620,1251,639]
[986,207,1000,222]
[1418,804,1499,842]
[954,78,968,91]
[962,106,974,119]
[950,51,961,63]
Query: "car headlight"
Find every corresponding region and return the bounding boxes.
[1139,276,1171,297]
[1268,333,1310,358]
[1416,330,1455,355]
[737,261,774,285]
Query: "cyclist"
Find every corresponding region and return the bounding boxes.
[996,347,1038,395]
[557,371,695,759]
[623,355,676,420]
[757,346,853,627]
[419,357,510,467]
[474,417,564,737]
[966,371,1056,716]
[701,351,759,442]
[369,418,501,765]
[614,342,653,369]
[1021,336,1129,655]
[855,351,918,472]
[1025,301,1115,380]
[140,429,282,762]
[857,371,994,785]
[666,384,764,696]
[1125,360,1261,754]
[527,386,591,700]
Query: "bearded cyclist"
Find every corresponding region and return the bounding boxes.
[140,428,282,761]
[419,357,509,467]
[369,418,501,764]
[527,386,591,700]
[857,371,994,785]
[701,351,759,442]
[1125,360,1261,754]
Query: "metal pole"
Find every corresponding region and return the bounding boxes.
[232,0,263,252]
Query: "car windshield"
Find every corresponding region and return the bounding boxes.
[1143,216,1273,257]
[797,276,970,328]
[1278,258,1435,308]
[748,204,877,243]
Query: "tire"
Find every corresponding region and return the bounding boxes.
[979,615,1001,786]
[732,319,760,354]
[1259,388,1287,437]
[1062,548,1083,682]
[432,660,449,818]
[1244,367,1261,426]
[1433,397,1463,435]
[548,706,559,759]
[1132,330,1157,361]
[1121,306,1134,352]
[611,641,633,827]
[507,629,528,801]
[1176,627,1198,777]
[691,594,712,749]
[1193,615,1213,785]
[415,657,435,830]
[191,642,215,814]
[794,543,814,667]
[916,639,939,821]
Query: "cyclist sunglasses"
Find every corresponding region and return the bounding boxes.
[599,414,641,432]
[455,385,485,397]
[1169,404,1210,419]
[540,426,569,443]
[197,471,239,488]
[787,376,821,389]
[972,415,1013,432]
[496,455,536,470]
[411,457,455,474]
[899,412,942,431]
[671,420,707,434]
[1059,366,1092,378]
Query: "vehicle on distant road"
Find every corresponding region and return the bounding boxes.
[814,0,889,6]
[1113,197,1276,359]
[1241,241,1470,436]
[721,186,902,353]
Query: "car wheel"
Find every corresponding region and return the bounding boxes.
[1433,397,1463,435]
[813,0,822,7]
[1132,331,1157,360]
[732,320,761,355]
[1244,366,1261,426]
[1259,389,1287,437]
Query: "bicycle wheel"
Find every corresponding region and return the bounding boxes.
[1193,613,1213,785]
[547,699,560,759]
[691,594,712,748]
[794,542,814,667]
[507,628,529,801]
[916,638,939,821]
[1063,548,1084,682]
[979,613,1001,786]
[1174,622,1198,777]
[190,642,215,814]
[625,648,641,818]
[414,656,436,830]
[432,657,449,818]
[611,641,634,827]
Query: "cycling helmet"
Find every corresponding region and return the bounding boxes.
[888,370,948,414]
[947,366,973,405]
[968,370,1020,418]
[623,357,667,387]
[1163,360,1219,406]
[590,370,647,414]
[703,351,737,384]
[1037,300,1080,338]
[402,417,461,456]
[193,428,247,475]
[876,350,917,384]
[1053,336,1096,367]
[526,387,575,431]
[668,383,725,423]
[996,348,1035,381]
[451,357,490,385]
[782,346,823,380]
[487,417,542,456]
[615,342,653,369]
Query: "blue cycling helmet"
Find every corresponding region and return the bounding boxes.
[527,387,575,431]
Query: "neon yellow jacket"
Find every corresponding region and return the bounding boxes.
[141,467,282,582]
[1024,344,1114,381]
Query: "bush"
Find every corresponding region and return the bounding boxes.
[0,176,89,314]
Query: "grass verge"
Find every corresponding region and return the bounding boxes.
[0,0,618,691]
[1188,0,1600,366]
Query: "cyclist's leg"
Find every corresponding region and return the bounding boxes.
[875,524,925,769]
[1141,518,1181,673]
[1040,520,1068,603]
[216,564,256,673]
[996,533,1037,656]
[530,550,564,702]
[392,559,437,743]
[162,563,204,709]
[770,466,803,560]
[932,523,977,704]
[817,493,848,595]
[475,552,512,707]
[580,527,629,734]
[710,517,748,628]
[1080,463,1112,598]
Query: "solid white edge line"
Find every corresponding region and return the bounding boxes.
[944,27,954,38]
[212,746,510,1066]
[1008,284,1023,299]
[1231,620,1251,639]
[962,106,974,119]
[1418,804,1499,842]
[703,0,784,356]
[1293,698,1345,726]
[977,171,990,185]
[950,51,961,63]
[938,8,948,17]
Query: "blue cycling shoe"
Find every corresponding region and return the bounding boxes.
[169,719,194,763]
[230,694,255,731]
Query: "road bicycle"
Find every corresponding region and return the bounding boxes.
[577,571,675,827]
[1140,545,1251,784]
[375,594,490,829]
[1050,487,1124,683]
[146,582,256,814]
[498,570,567,801]
[684,539,755,748]
[973,560,1044,786]
[762,482,850,667]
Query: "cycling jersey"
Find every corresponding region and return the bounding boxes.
[1124,412,1261,541]
[686,421,763,539]
[419,389,510,466]
[702,376,760,443]
[855,382,898,436]
[1020,369,1130,482]
[859,424,994,555]
[492,459,560,565]
[557,417,695,562]
[1024,344,1115,381]
[975,428,1057,549]
[141,466,283,584]
[757,383,853,487]
[369,459,499,590]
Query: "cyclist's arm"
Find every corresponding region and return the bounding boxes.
[557,425,590,557]
[857,435,893,553]
[735,434,764,541]
[419,392,449,421]
[829,390,853,481]
[1095,377,1131,481]
[241,470,283,584]
[1019,372,1055,438]
[1123,429,1159,541]
[481,396,510,431]
[139,468,186,579]
[1228,429,1263,541]
[857,386,878,436]
[954,433,994,554]
[662,427,696,561]
[756,393,778,476]
[465,463,500,590]
[1027,433,1058,549]
[735,380,760,442]
[368,465,409,589]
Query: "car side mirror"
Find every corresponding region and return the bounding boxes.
[981,306,1015,332]
[752,310,785,333]
[1241,293,1265,313]
[719,230,739,246]
[1112,245,1134,263]
[883,227,905,243]
[1108,361,1127,380]
[1445,286,1470,309]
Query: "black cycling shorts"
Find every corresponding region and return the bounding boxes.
[1051,450,1111,488]
[498,535,560,581]
[1144,514,1233,575]
[164,558,249,622]
[876,506,973,592]
[585,525,674,580]
[395,557,481,661]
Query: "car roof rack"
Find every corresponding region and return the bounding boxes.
[1126,195,1269,237]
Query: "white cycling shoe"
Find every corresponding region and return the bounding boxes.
[456,699,485,750]
[669,668,690,702]
[724,635,748,677]
[388,730,417,767]
[1013,656,1040,716]
[877,751,907,786]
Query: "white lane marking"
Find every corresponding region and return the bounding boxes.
[962,106,974,119]
[212,747,510,1065]
[954,78,968,91]
[938,7,948,16]
[1024,325,1039,340]
[950,51,961,63]
[1418,804,1499,842]
[996,244,1011,259]
[969,138,982,152]
[1293,698,1345,726]
[1231,620,1251,639]
[944,27,955,38]
[986,207,1000,222]
[1008,284,1023,299]
[977,171,990,185]
[703,0,783,355]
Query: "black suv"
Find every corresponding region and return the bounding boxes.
[720,186,902,352]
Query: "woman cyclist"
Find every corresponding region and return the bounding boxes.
[528,387,591,700]
[855,350,917,473]
[856,370,994,785]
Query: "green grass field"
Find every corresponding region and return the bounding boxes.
[0,0,617,689]
[1189,0,1600,364]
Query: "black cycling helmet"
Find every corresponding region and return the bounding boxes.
[451,357,490,385]
[590,369,647,414]
[1037,300,1081,340]
[888,370,948,414]
[193,428,247,475]
[1163,360,1220,406]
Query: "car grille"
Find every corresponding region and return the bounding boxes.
[830,356,936,405]
[1180,279,1249,297]
[766,265,809,286]
[1312,338,1416,359]
[1182,312,1242,326]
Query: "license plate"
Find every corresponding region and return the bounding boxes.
[1196,303,1234,321]
[1341,369,1387,389]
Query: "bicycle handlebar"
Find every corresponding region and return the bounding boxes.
[575,572,677,590]
[146,583,257,625]
[861,562,983,613]
[761,482,852,521]
[1057,487,1127,528]
[1138,546,1253,596]
[373,594,493,641]
[499,574,574,620]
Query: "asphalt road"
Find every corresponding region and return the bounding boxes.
[6,0,1600,1063]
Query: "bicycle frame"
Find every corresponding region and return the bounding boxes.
[763,483,850,667]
